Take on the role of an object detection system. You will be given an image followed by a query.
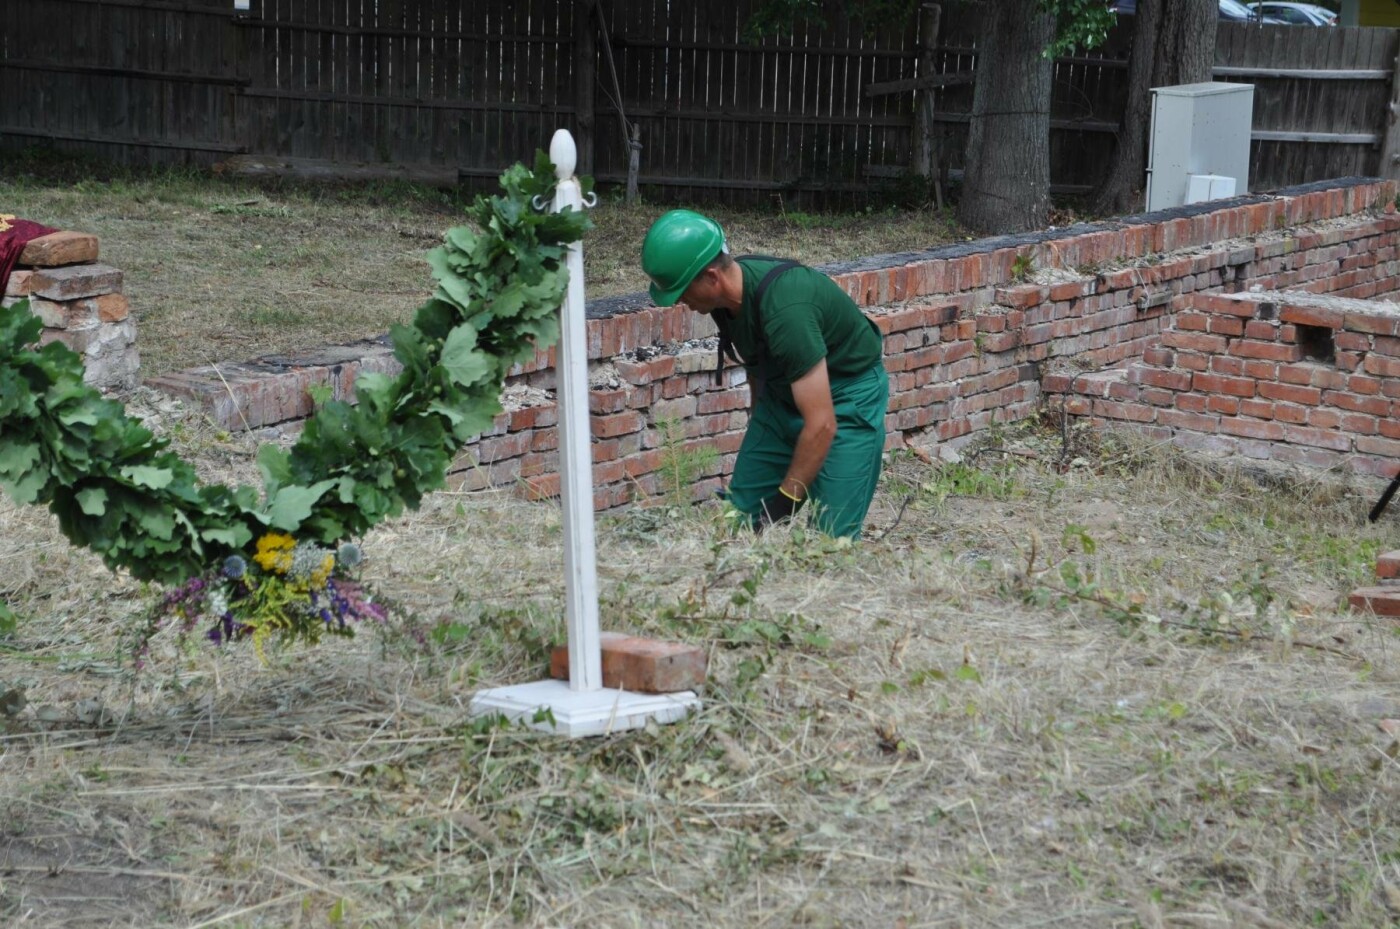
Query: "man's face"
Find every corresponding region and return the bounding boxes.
[678,267,723,314]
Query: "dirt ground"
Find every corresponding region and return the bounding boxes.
[2,399,1398,928]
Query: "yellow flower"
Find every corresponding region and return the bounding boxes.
[253,532,296,575]
[310,554,335,588]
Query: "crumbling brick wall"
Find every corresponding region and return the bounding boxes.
[1045,290,1400,476]
[145,177,1400,509]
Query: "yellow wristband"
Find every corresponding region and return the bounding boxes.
[779,486,802,503]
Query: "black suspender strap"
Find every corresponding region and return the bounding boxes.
[712,256,801,386]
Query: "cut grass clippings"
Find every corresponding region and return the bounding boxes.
[1,405,1398,928]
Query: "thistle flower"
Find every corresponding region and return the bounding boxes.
[221,555,247,579]
[336,543,363,569]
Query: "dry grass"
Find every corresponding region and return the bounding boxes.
[0,161,960,378]
[2,402,1399,928]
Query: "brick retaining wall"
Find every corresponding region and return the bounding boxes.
[1045,289,1400,477]
[144,177,1400,509]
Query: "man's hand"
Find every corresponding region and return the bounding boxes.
[758,488,804,530]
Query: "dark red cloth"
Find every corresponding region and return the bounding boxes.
[0,218,59,297]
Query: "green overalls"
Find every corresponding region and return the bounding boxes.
[715,258,889,538]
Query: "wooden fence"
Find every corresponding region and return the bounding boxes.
[1,1,1396,206]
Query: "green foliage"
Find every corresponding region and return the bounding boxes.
[743,0,1114,57]
[742,0,918,40]
[921,461,1017,505]
[0,152,590,615]
[1011,252,1036,282]
[655,415,719,507]
[1039,0,1117,58]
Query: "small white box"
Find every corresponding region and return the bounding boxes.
[1186,173,1237,204]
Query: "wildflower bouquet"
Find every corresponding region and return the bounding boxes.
[139,533,386,662]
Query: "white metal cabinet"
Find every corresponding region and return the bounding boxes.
[1146,82,1254,211]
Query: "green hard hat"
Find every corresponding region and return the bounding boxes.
[641,209,726,306]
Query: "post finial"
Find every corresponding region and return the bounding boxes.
[550,130,577,181]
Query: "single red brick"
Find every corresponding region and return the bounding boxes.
[1176,393,1209,413]
[1259,382,1321,406]
[1284,424,1354,451]
[1194,372,1255,397]
[1139,387,1175,407]
[1160,408,1219,432]
[1239,398,1275,420]
[1244,320,1281,341]
[1049,280,1091,301]
[1092,399,1154,423]
[1220,418,1280,441]
[1376,551,1400,579]
[592,410,644,438]
[1134,367,1191,391]
[1324,391,1390,416]
[18,231,99,267]
[1230,340,1301,362]
[1207,395,1241,415]
[1161,330,1227,354]
[1175,352,1210,372]
[1348,587,1400,617]
[1350,374,1382,395]
[1341,412,1378,434]
[589,388,629,414]
[994,284,1047,309]
[1207,315,1246,336]
[980,331,1022,353]
[1279,303,1344,330]
[1345,313,1399,336]
[1364,354,1400,378]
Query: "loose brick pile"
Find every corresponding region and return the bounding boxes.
[1350,550,1400,619]
[143,177,1400,512]
[2,233,137,394]
[2,231,138,391]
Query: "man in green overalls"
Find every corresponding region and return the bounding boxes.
[641,209,889,538]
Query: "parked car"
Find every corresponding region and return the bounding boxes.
[1110,0,1285,21]
[1219,0,1282,21]
[1246,2,1337,24]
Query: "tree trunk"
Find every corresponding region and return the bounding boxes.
[957,0,1054,234]
[1091,0,1217,215]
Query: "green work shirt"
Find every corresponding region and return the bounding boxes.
[725,258,883,410]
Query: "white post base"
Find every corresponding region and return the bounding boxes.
[469,679,701,738]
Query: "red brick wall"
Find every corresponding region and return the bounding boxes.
[1044,288,1400,477]
[147,178,1400,508]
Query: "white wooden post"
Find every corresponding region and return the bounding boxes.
[550,130,605,693]
[468,129,700,737]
